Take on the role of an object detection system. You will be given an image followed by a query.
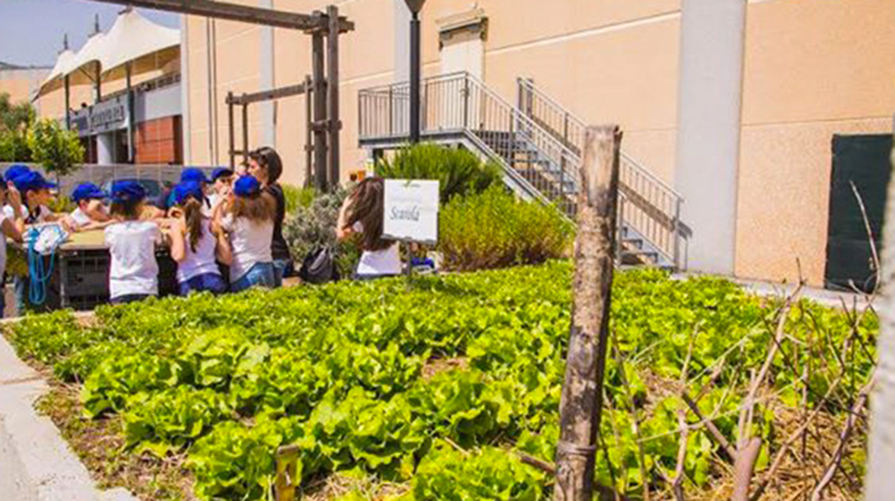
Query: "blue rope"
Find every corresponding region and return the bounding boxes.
[26,226,62,306]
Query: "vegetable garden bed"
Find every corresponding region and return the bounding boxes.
[1,262,876,500]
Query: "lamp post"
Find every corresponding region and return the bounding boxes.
[405,0,426,144]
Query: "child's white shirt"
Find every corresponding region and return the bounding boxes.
[105,221,161,299]
[69,207,92,227]
[221,214,273,282]
[176,219,221,283]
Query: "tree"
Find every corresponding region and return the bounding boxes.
[26,119,84,177]
[0,129,32,162]
[0,92,36,133]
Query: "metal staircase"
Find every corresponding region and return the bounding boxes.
[358,72,685,269]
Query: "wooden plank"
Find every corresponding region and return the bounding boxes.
[326,5,341,188]
[226,83,309,106]
[312,30,328,191]
[79,0,354,33]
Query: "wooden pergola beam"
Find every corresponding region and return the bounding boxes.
[82,0,354,33]
[226,83,309,106]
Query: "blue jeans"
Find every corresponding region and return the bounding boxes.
[111,294,154,305]
[13,276,25,316]
[231,262,276,293]
[272,259,293,288]
[178,273,227,296]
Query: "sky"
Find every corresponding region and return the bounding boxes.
[0,0,180,68]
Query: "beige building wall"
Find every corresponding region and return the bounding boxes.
[0,67,50,106]
[182,0,894,286]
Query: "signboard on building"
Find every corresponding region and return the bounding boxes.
[89,97,128,134]
[382,179,439,244]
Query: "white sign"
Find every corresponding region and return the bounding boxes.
[382,179,439,244]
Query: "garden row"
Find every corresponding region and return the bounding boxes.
[3,261,876,500]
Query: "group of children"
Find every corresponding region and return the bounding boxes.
[0,147,294,313]
[0,146,403,316]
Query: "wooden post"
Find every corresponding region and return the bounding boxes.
[554,125,622,501]
[312,27,328,191]
[228,92,235,169]
[242,102,249,165]
[304,75,313,188]
[327,5,341,191]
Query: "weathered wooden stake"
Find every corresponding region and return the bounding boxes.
[554,125,622,501]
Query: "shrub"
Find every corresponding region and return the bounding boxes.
[280,184,316,214]
[27,119,84,178]
[282,189,360,278]
[438,187,573,271]
[0,129,32,162]
[375,143,501,203]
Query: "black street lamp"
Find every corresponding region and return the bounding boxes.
[405,0,426,143]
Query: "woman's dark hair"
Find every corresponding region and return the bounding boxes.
[344,177,393,252]
[248,146,283,184]
[231,192,277,223]
[109,199,143,220]
[182,197,204,253]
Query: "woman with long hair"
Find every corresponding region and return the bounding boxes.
[336,177,401,279]
[166,181,228,296]
[214,175,277,292]
[246,147,293,287]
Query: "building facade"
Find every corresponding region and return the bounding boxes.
[0,62,50,106]
[176,0,894,287]
[35,10,184,165]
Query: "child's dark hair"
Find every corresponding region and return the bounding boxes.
[182,197,204,252]
[109,199,143,220]
[248,146,283,184]
[343,177,392,252]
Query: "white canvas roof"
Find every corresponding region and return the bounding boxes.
[37,9,180,97]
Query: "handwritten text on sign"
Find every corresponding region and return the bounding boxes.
[382,179,439,244]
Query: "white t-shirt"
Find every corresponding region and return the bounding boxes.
[352,222,402,277]
[69,207,92,228]
[176,219,221,283]
[105,221,161,299]
[221,214,273,282]
[4,204,49,224]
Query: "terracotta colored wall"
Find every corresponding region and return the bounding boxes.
[134,115,183,164]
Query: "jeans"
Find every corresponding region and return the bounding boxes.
[231,262,276,293]
[111,294,154,305]
[178,273,227,296]
[272,259,293,288]
[14,276,25,316]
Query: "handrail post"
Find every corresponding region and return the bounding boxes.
[673,197,683,271]
[388,87,393,136]
[463,76,470,130]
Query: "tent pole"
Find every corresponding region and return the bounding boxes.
[126,62,135,163]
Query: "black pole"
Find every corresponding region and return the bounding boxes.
[409,11,421,144]
[126,63,135,163]
[64,75,71,130]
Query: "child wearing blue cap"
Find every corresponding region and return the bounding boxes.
[0,179,26,317]
[213,175,276,292]
[4,171,64,225]
[69,183,112,231]
[104,180,163,304]
[165,181,228,296]
[207,167,234,212]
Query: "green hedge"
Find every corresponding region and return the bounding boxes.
[438,187,574,271]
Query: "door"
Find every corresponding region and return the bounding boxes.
[824,134,893,292]
[433,28,484,131]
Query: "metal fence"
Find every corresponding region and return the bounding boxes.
[0,163,217,199]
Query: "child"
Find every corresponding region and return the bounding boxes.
[105,181,163,305]
[336,177,401,280]
[69,183,112,231]
[246,147,292,286]
[207,167,234,210]
[166,181,228,296]
[0,180,25,318]
[214,175,276,293]
[6,171,63,224]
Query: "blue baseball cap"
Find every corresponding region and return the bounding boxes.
[173,181,204,206]
[71,183,106,202]
[110,180,146,204]
[233,175,261,198]
[4,164,30,184]
[211,167,234,182]
[180,168,209,184]
[15,171,57,194]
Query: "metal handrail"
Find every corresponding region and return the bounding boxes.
[517,77,683,200]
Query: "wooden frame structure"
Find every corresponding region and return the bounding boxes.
[79,0,354,191]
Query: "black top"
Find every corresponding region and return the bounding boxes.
[265,183,292,262]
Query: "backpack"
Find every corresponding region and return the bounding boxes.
[299,247,340,284]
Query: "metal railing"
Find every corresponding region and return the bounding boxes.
[358,72,685,268]
[0,162,215,198]
[360,72,582,211]
[517,78,684,268]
